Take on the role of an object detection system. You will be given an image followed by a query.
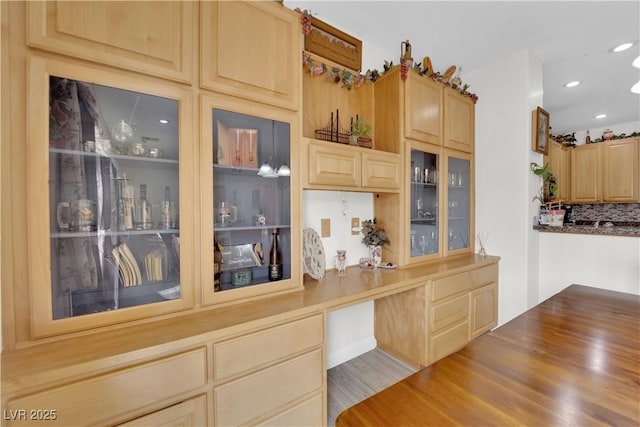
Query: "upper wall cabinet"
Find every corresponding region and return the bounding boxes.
[27,58,195,338]
[200,2,301,111]
[603,137,639,203]
[545,139,571,202]
[404,72,444,146]
[200,94,302,306]
[443,87,475,153]
[570,137,639,204]
[27,1,195,83]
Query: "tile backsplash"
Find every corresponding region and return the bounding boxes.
[572,203,640,222]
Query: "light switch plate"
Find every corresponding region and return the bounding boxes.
[351,217,360,235]
[321,218,331,238]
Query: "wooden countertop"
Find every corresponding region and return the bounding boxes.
[1,254,499,397]
[336,284,640,426]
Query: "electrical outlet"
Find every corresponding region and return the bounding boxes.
[321,218,331,238]
[351,217,360,235]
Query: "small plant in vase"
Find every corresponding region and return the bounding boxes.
[361,218,389,266]
[349,116,372,146]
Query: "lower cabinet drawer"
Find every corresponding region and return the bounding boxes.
[214,349,323,426]
[258,393,323,427]
[213,314,324,381]
[430,321,469,363]
[6,348,207,427]
[470,263,498,290]
[431,294,469,333]
[431,272,469,302]
[118,395,207,426]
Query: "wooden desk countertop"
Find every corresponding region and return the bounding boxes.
[336,284,640,426]
[2,254,499,397]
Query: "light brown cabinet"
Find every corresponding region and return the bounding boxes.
[571,143,602,203]
[545,139,571,202]
[404,72,444,145]
[27,1,195,83]
[200,1,301,111]
[570,137,639,203]
[374,68,475,266]
[4,0,303,342]
[302,138,401,191]
[443,87,475,153]
[603,137,639,202]
[374,260,499,367]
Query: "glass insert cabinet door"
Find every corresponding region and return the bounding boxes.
[446,154,471,252]
[410,148,439,258]
[32,62,193,335]
[212,109,292,292]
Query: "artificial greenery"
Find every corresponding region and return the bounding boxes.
[530,162,558,204]
[350,117,372,137]
[361,218,389,247]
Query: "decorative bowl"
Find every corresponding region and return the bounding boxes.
[359,257,376,271]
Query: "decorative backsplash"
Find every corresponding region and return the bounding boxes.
[572,203,640,222]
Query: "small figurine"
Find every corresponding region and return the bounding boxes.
[585,130,591,144]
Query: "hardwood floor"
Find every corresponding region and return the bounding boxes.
[336,285,640,426]
[327,348,418,426]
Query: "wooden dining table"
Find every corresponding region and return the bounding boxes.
[336,285,640,426]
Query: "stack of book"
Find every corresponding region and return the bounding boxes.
[111,242,142,287]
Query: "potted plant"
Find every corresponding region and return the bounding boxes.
[361,218,388,266]
[530,162,562,225]
[349,116,372,146]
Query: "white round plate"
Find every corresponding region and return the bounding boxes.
[303,228,326,280]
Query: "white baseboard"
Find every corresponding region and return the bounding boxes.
[326,336,377,369]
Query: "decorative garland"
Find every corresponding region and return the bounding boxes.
[295,8,478,102]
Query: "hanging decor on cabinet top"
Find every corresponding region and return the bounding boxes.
[296,11,478,102]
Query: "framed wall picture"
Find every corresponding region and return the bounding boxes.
[532,106,550,155]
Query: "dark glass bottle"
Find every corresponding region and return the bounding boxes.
[269,228,283,281]
[214,240,222,291]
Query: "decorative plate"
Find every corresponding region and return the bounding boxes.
[303,228,326,280]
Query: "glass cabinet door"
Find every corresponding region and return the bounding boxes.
[410,148,439,258]
[46,76,185,322]
[446,154,472,252]
[212,109,292,292]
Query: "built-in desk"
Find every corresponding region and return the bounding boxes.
[1,254,499,426]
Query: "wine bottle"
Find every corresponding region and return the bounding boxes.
[214,239,222,292]
[268,228,283,281]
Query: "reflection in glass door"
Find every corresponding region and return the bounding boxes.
[212,109,292,291]
[447,156,470,251]
[410,149,439,257]
[48,76,181,319]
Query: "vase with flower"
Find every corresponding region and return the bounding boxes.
[361,218,389,267]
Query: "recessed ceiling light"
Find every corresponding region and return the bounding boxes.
[633,56,640,69]
[612,42,633,53]
[159,119,170,124]
[595,114,607,119]
[564,81,580,88]
[632,81,640,94]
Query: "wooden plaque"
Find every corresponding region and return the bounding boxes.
[304,16,362,71]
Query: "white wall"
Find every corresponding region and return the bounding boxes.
[573,120,640,146]
[302,190,377,368]
[466,49,544,325]
[539,233,640,300]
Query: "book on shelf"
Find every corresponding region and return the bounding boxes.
[112,242,142,286]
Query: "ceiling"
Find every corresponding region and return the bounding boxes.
[284,1,640,136]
